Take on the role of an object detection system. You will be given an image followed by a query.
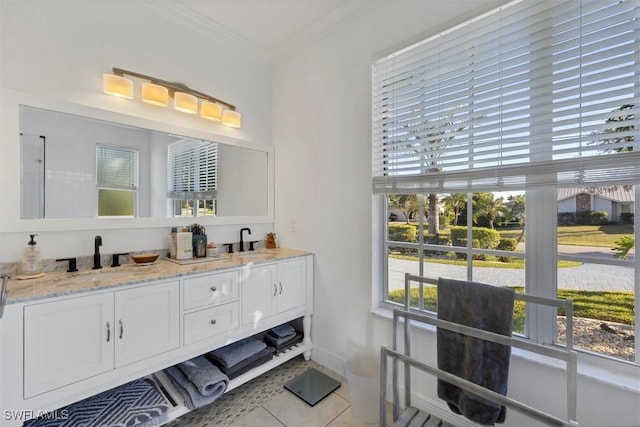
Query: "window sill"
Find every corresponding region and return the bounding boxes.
[371,305,640,393]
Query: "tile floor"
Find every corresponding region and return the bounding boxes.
[169,355,392,427]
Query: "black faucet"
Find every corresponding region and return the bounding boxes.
[239,228,251,252]
[93,235,102,270]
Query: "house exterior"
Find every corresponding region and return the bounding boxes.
[557,186,635,223]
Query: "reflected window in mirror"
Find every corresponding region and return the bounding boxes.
[96,145,138,217]
[168,138,218,217]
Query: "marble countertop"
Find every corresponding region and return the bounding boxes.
[5,248,311,304]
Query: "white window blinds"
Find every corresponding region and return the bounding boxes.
[372,0,640,194]
[168,138,218,199]
[96,145,138,190]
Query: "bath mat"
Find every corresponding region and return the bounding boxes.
[284,368,340,406]
[24,378,170,427]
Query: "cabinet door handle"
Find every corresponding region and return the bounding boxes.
[119,319,124,339]
[273,283,277,297]
[279,282,283,294]
[210,286,217,292]
[210,319,217,325]
[106,321,111,342]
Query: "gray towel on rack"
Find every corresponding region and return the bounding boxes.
[164,365,228,410]
[437,277,514,426]
[207,337,267,369]
[177,355,229,396]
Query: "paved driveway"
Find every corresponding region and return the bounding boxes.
[388,256,634,292]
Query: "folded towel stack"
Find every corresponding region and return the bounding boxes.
[206,338,274,380]
[164,356,229,410]
[263,324,303,354]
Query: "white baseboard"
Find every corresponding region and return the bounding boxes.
[310,345,346,378]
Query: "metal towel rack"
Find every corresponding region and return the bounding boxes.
[0,273,11,320]
[379,272,578,427]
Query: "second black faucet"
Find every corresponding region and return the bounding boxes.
[239,228,251,252]
[93,235,102,269]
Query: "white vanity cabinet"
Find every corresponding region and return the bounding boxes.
[0,250,313,427]
[23,280,180,398]
[241,258,306,326]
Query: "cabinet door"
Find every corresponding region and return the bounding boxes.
[114,281,180,367]
[24,293,114,398]
[241,264,277,327]
[277,258,307,313]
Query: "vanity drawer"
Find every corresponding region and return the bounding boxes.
[183,302,239,345]
[183,271,239,311]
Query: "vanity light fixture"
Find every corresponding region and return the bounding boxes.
[174,92,198,114]
[141,82,169,106]
[102,67,241,128]
[222,109,242,128]
[200,100,223,121]
[103,74,134,99]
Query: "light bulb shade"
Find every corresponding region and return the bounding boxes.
[200,101,223,121]
[103,74,133,99]
[222,109,242,128]
[174,92,198,114]
[141,82,169,106]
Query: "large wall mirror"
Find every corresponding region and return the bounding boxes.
[0,90,273,232]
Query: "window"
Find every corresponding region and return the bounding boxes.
[96,145,138,217]
[373,0,639,363]
[168,138,218,217]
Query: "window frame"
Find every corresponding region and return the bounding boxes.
[372,0,640,365]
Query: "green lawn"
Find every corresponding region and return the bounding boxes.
[388,287,635,330]
[557,224,634,247]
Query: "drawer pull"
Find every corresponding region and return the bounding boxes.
[210,286,217,292]
[106,321,111,342]
[210,319,217,325]
[119,319,124,339]
[273,283,277,297]
[279,282,283,294]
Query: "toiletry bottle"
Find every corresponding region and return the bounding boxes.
[176,227,193,260]
[169,227,178,259]
[21,234,43,276]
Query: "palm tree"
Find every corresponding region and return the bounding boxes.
[441,193,467,226]
[597,104,634,152]
[474,193,509,229]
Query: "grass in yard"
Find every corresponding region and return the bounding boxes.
[387,287,634,329]
[557,224,634,247]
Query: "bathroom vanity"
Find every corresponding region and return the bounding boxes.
[0,248,313,426]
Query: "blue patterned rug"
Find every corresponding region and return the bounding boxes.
[24,378,170,427]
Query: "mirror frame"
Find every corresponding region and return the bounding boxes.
[0,89,274,232]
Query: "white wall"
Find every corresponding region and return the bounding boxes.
[272,2,640,426]
[0,0,273,262]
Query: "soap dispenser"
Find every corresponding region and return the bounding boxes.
[21,234,43,276]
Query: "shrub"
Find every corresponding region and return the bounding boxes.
[557,212,576,226]
[388,224,417,243]
[588,211,609,225]
[450,226,500,249]
[497,238,518,263]
[612,236,635,260]
[621,212,634,224]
